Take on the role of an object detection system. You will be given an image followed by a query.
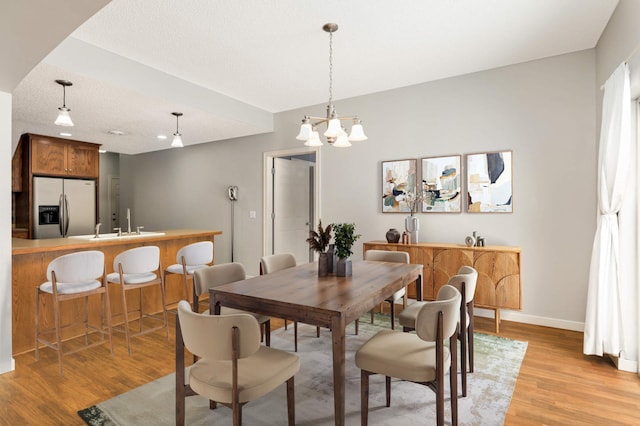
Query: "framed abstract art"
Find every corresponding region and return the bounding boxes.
[421,154,462,213]
[381,159,418,213]
[466,150,513,213]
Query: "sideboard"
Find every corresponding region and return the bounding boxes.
[363,241,522,332]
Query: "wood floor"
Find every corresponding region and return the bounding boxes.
[1,313,639,425]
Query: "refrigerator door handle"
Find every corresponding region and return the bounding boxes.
[58,194,64,236]
[64,194,70,237]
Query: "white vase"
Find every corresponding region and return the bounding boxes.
[405,215,419,243]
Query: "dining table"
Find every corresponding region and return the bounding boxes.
[209,259,423,426]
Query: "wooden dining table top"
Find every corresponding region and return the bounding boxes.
[209,260,423,329]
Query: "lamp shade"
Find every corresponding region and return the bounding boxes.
[324,118,342,138]
[55,108,74,127]
[171,133,183,148]
[348,123,367,141]
[332,129,352,148]
[304,131,323,147]
[296,123,312,141]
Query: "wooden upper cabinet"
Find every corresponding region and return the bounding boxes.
[28,134,100,178]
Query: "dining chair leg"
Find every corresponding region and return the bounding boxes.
[468,302,475,373]
[370,309,375,324]
[265,320,271,347]
[316,325,320,338]
[450,333,459,426]
[355,319,359,335]
[286,376,295,426]
[361,370,369,426]
[389,302,396,330]
[294,322,298,352]
[385,376,391,407]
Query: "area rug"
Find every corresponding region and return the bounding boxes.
[79,314,527,425]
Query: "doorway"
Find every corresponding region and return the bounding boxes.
[263,147,320,265]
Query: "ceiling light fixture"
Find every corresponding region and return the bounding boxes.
[171,112,184,148]
[296,23,367,148]
[54,79,74,127]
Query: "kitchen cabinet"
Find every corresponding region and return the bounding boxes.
[363,241,522,332]
[30,134,99,178]
[12,133,101,238]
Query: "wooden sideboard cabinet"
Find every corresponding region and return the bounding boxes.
[363,241,522,332]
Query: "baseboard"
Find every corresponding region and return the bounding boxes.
[607,354,639,373]
[474,308,585,332]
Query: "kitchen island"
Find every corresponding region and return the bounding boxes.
[12,229,221,355]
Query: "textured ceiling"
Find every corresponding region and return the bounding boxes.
[11,0,618,154]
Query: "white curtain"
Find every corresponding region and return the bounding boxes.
[584,63,632,357]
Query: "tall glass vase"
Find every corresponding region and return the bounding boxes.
[405,215,419,243]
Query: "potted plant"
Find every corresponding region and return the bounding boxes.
[333,223,361,277]
[306,220,332,276]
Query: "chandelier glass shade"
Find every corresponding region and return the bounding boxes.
[296,23,367,147]
[171,112,184,148]
[54,80,74,127]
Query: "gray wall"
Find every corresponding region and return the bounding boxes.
[120,49,597,329]
[98,151,120,228]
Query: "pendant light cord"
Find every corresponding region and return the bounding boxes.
[328,29,333,107]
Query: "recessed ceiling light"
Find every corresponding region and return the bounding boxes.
[59,132,72,137]
[157,134,167,140]
[99,149,107,154]
[107,129,126,136]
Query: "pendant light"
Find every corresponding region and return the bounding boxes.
[54,79,74,127]
[296,23,367,147]
[171,112,184,148]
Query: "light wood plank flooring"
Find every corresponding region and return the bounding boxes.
[1,314,639,425]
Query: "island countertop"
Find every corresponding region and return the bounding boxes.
[12,229,221,356]
[12,229,221,255]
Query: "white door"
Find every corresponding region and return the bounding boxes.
[273,157,312,265]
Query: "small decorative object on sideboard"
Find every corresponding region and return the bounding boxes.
[465,231,486,247]
[404,188,423,243]
[402,231,411,244]
[306,220,333,277]
[333,222,361,277]
[385,228,401,243]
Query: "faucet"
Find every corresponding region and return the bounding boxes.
[113,227,122,237]
[136,226,144,235]
[94,222,101,238]
[126,208,131,235]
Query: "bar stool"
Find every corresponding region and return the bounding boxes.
[107,246,169,355]
[164,241,213,312]
[35,250,113,376]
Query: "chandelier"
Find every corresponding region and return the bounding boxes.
[296,23,367,148]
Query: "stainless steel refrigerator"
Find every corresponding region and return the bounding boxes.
[33,177,96,239]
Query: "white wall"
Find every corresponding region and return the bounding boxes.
[1,91,13,373]
[121,49,597,329]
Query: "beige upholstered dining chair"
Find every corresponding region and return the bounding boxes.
[165,241,213,312]
[399,265,478,397]
[176,301,300,426]
[363,249,410,329]
[193,262,271,346]
[260,253,313,352]
[35,250,113,376]
[355,285,461,426]
[106,245,169,355]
